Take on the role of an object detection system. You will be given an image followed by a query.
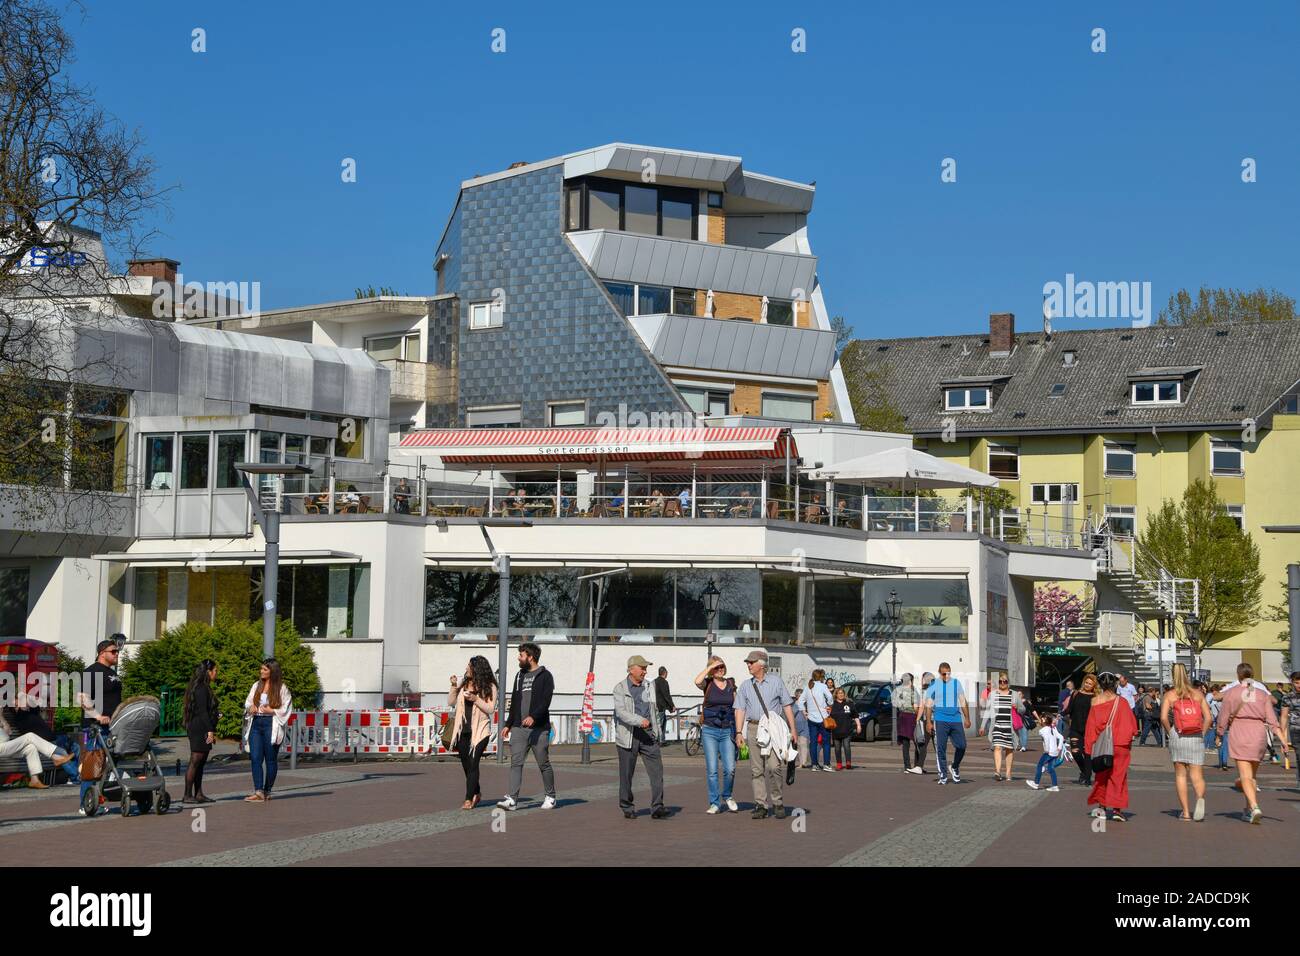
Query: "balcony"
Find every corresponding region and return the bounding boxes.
[379,359,456,406]
[631,312,835,381]
[567,229,817,301]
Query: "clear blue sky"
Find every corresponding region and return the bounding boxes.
[66,0,1299,337]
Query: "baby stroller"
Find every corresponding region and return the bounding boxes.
[80,695,171,818]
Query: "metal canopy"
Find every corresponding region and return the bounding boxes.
[90,550,360,565]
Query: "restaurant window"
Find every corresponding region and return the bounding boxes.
[945,387,990,411]
[766,299,794,326]
[144,435,174,490]
[1105,506,1136,536]
[180,434,210,490]
[761,393,815,421]
[548,401,586,427]
[215,433,246,489]
[679,387,729,418]
[1211,440,1243,475]
[1132,380,1180,405]
[987,443,1019,479]
[1104,443,1136,477]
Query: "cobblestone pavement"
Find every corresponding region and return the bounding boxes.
[2,738,1296,866]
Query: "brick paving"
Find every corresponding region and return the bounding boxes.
[2,739,1296,866]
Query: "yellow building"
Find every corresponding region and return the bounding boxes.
[841,313,1300,681]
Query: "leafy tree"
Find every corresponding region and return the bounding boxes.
[829,314,853,358]
[1139,479,1264,654]
[841,349,907,433]
[1034,583,1085,644]
[121,612,321,739]
[1157,287,1296,326]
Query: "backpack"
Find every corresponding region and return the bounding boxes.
[1173,696,1202,735]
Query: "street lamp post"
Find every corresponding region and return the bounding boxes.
[885,588,903,745]
[702,579,721,660]
[1183,611,1200,680]
[477,519,532,764]
[235,462,314,660]
[577,567,628,765]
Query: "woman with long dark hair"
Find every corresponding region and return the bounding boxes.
[448,655,497,809]
[182,659,219,805]
[241,658,292,803]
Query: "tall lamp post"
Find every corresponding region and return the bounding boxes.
[1183,611,1200,681]
[477,518,532,764]
[885,588,903,745]
[235,462,315,659]
[577,567,628,765]
[702,579,721,660]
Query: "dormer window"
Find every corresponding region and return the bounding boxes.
[945,387,990,411]
[1131,380,1180,405]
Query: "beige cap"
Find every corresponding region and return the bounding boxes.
[626,654,654,668]
[743,649,768,664]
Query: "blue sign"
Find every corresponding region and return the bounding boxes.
[27,247,87,269]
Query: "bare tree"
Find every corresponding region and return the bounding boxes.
[1,0,167,532]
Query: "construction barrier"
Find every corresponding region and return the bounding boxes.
[283,709,498,757]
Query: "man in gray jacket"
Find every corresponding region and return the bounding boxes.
[613,655,667,819]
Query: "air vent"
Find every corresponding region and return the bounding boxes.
[1013,411,1027,419]
[1215,329,1229,337]
[877,345,890,352]
[1027,338,1039,345]
[1050,383,1066,397]
[939,343,952,350]
[1120,334,1133,341]
[1103,409,1120,417]
[1231,404,1246,411]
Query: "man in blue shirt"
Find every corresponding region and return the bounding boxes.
[923,662,971,784]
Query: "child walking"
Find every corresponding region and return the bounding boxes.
[829,688,861,770]
[1026,713,1065,791]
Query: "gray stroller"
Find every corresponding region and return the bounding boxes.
[80,695,172,818]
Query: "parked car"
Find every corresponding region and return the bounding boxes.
[841,680,893,741]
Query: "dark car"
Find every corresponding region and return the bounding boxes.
[841,680,893,741]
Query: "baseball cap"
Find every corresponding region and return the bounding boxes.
[96,639,121,655]
[744,650,768,664]
[627,655,653,668]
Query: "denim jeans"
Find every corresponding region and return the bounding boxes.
[700,724,736,807]
[1017,725,1029,749]
[1139,717,1163,746]
[249,715,280,793]
[807,721,831,766]
[1034,753,1058,786]
[934,721,966,777]
[1217,730,1229,768]
[78,729,101,805]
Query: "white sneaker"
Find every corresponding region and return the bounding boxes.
[1047,786,1060,792]
[937,774,948,785]
[1025,780,1040,790]
[496,796,517,811]
[539,796,556,810]
[706,804,721,814]
[949,769,962,784]
[823,765,836,773]
[725,798,739,812]
[906,766,923,774]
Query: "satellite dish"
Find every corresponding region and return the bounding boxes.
[1042,298,1054,340]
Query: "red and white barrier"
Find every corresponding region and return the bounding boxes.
[284,709,498,757]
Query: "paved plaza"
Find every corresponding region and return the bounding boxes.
[4,737,1297,867]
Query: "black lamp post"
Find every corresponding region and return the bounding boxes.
[1183,611,1200,679]
[702,579,721,659]
[885,588,903,744]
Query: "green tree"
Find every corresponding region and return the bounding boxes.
[121,612,321,739]
[829,315,853,358]
[842,353,907,433]
[1157,287,1296,326]
[1138,479,1265,654]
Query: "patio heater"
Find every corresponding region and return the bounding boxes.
[702,579,721,659]
[478,518,532,764]
[235,462,315,659]
[885,588,903,745]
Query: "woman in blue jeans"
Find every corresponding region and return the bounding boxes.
[694,657,738,814]
[241,658,292,802]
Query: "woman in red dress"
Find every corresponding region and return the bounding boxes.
[1085,672,1138,822]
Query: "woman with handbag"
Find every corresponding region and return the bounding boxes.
[694,656,738,813]
[828,687,860,770]
[1067,673,1098,786]
[1216,662,1289,824]
[448,656,497,809]
[241,658,292,803]
[894,673,921,773]
[182,659,220,805]
[1160,663,1212,822]
[979,672,1023,781]
[912,672,934,773]
[1084,672,1138,822]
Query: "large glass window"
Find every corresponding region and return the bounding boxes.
[661,198,694,239]
[761,393,815,420]
[588,185,621,230]
[766,299,794,326]
[864,578,970,642]
[604,282,635,316]
[987,443,1019,479]
[1031,483,1078,504]
[624,185,658,235]
[1132,380,1181,405]
[259,431,282,463]
[1106,506,1136,535]
[180,434,210,490]
[679,387,729,417]
[1105,443,1136,476]
[216,433,245,489]
[144,435,174,490]
[637,284,671,315]
[672,288,696,316]
[1211,440,1243,475]
[945,387,990,411]
[549,401,586,427]
[565,177,697,239]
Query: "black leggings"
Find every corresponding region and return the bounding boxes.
[1070,735,1092,783]
[185,751,208,796]
[459,733,489,800]
[834,737,852,765]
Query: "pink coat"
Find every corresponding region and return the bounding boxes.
[1216,683,1279,762]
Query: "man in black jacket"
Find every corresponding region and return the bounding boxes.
[654,667,676,744]
[497,643,557,811]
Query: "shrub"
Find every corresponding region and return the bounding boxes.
[54,644,86,729]
[121,611,321,739]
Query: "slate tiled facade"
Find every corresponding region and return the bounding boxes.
[432,165,690,427]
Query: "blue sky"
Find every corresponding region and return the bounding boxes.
[66,0,1299,337]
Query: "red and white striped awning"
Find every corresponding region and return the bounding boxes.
[396,426,797,465]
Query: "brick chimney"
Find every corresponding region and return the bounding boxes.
[127,257,180,285]
[989,312,1015,356]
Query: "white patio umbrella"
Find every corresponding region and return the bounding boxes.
[806,446,998,489]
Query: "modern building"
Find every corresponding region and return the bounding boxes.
[840,312,1300,681]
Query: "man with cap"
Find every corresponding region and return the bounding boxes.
[77,637,124,814]
[613,655,667,819]
[733,649,799,819]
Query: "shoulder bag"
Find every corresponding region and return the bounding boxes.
[1089,697,1121,773]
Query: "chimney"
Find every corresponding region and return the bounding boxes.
[989,312,1015,357]
[127,257,180,285]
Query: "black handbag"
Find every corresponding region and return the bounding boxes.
[1089,697,1120,773]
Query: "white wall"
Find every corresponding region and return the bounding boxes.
[25,558,107,660]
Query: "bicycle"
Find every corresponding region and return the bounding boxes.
[680,704,704,757]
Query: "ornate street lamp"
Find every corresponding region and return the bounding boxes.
[1183,612,1200,679]
[885,588,903,744]
[702,579,721,659]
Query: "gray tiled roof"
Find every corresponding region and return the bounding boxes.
[840,321,1300,436]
